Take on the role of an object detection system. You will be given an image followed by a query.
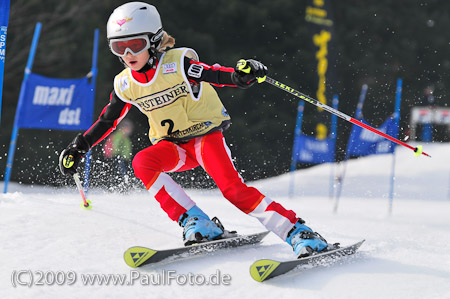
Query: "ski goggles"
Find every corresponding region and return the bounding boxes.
[109,35,151,57]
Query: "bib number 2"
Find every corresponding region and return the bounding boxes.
[161,119,179,135]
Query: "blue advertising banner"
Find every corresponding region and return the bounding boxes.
[294,134,336,164]
[289,96,338,198]
[346,117,398,156]
[17,73,94,130]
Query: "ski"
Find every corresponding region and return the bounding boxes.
[124,231,270,268]
[250,239,365,282]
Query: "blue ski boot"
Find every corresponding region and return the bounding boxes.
[178,206,225,246]
[286,219,328,258]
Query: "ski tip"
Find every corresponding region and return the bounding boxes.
[354,239,366,249]
[124,247,157,268]
[250,259,280,282]
[345,239,365,250]
[259,231,271,238]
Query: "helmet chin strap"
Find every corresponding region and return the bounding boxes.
[138,36,162,72]
[138,51,156,73]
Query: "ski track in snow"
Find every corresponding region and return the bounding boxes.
[1,143,450,299]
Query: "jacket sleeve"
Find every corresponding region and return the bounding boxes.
[83,90,132,148]
[183,57,237,87]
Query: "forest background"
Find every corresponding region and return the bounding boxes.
[1,0,448,188]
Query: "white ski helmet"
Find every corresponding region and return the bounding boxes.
[107,2,164,70]
[107,2,163,41]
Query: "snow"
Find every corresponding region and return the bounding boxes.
[1,142,450,299]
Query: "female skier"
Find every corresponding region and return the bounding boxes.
[59,2,328,258]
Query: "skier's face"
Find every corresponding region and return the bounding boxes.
[122,50,150,71]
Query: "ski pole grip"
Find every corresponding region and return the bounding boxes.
[237,59,251,73]
[237,59,266,83]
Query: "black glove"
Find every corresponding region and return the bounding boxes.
[59,133,91,176]
[231,59,268,89]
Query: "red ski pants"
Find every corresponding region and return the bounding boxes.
[132,131,298,240]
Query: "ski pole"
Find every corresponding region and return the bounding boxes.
[263,76,431,158]
[73,173,92,210]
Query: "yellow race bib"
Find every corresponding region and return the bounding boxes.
[114,48,230,144]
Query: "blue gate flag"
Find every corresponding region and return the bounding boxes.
[16,73,94,130]
[346,116,398,156]
[291,96,338,165]
[289,96,338,198]
[293,134,336,164]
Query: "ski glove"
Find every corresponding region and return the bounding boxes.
[231,59,268,89]
[59,133,90,176]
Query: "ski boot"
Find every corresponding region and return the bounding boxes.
[286,219,328,258]
[178,206,225,246]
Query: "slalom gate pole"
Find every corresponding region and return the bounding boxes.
[264,77,431,158]
[73,173,92,210]
[333,84,369,213]
[3,22,42,193]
